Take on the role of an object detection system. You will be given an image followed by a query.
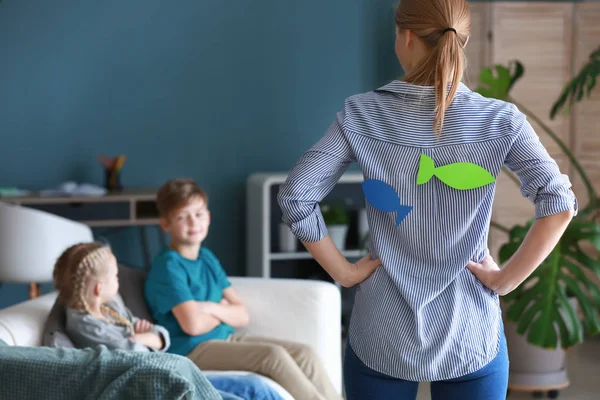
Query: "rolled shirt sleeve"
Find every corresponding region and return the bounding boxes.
[504,114,578,219]
[277,109,356,242]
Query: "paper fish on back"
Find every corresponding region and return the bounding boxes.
[416,154,495,190]
[362,179,413,226]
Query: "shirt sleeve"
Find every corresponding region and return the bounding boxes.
[204,248,231,290]
[277,108,356,242]
[66,313,149,353]
[146,257,195,315]
[504,115,578,219]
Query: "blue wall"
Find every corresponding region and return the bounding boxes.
[0,0,400,307]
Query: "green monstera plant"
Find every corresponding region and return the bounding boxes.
[476,58,600,350]
[551,45,600,120]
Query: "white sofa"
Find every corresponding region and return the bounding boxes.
[0,276,343,400]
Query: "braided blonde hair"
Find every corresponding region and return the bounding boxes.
[53,242,132,330]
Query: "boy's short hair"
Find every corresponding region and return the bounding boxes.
[156,178,208,217]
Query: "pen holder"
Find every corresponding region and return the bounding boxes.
[105,168,123,191]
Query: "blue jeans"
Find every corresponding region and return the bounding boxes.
[206,373,285,400]
[344,334,509,400]
[217,390,244,400]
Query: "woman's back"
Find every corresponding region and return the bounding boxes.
[278,79,575,381]
[279,0,576,396]
[346,81,518,280]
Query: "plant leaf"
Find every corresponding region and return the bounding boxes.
[550,45,600,119]
[500,215,600,349]
[563,275,600,336]
[475,61,525,100]
[506,284,540,321]
[555,286,584,348]
[566,247,600,277]
[528,307,558,349]
[516,300,543,335]
[508,60,524,91]
[553,307,576,349]
[475,65,512,100]
[564,260,600,306]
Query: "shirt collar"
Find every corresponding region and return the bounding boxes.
[375,80,471,96]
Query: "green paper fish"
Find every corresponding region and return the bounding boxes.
[417,154,496,190]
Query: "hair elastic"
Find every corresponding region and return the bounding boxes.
[442,28,457,34]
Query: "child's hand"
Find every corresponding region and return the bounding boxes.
[134,319,154,334]
[131,332,163,350]
[467,253,510,295]
[219,298,230,306]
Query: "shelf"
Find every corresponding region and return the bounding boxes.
[1,189,161,229]
[248,171,364,187]
[2,189,157,204]
[270,249,363,261]
[247,171,366,278]
[82,218,160,228]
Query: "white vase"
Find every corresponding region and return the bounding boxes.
[328,225,349,250]
[278,223,297,252]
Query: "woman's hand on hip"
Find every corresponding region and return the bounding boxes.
[342,255,381,288]
[302,236,380,288]
[467,253,512,295]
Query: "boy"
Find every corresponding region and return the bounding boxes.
[144,178,342,400]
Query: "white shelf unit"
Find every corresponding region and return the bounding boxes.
[246,171,365,278]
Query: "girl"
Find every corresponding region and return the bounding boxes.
[53,242,284,400]
[54,242,170,353]
[277,0,577,399]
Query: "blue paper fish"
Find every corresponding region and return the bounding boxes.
[362,179,413,226]
[417,154,496,190]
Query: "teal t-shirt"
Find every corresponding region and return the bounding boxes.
[144,247,234,356]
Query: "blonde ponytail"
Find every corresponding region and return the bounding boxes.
[433,29,465,135]
[395,0,470,136]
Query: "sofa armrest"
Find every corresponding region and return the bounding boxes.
[228,277,342,394]
[0,292,57,346]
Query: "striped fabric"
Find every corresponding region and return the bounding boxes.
[277,80,577,381]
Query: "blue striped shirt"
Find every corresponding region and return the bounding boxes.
[277,80,577,381]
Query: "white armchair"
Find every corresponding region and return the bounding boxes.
[0,203,93,295]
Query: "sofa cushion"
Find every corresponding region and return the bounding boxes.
[41,298,74,348]
[116,263,154,322]
[42,264,153,348]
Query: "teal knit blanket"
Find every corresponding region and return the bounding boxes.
[0,343,223,400]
